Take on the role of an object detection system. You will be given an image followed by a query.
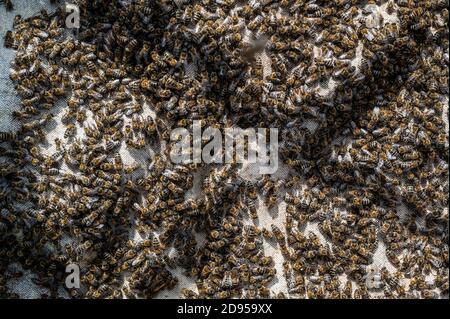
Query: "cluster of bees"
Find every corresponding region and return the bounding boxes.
[0,0,448,299]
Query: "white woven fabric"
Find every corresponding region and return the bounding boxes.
[1,1,448,299]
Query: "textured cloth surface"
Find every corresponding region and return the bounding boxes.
[0,1,448,299]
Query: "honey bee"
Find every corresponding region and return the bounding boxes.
[3,0,13,11]
[63,124,77,139]
[3,30,15,49]
[0,131,17,142]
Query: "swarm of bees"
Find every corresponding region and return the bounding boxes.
[0,0,448,299]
